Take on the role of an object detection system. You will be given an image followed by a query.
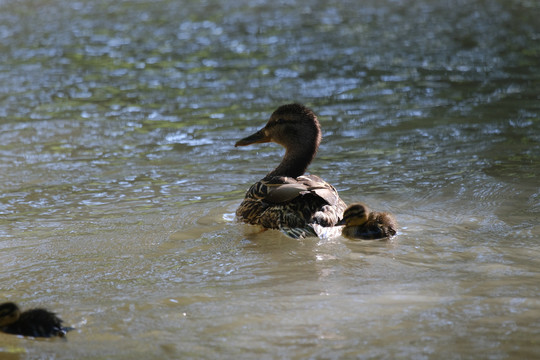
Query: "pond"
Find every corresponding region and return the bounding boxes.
[1,0,539,358]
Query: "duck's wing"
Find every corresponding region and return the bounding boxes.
[254,175,345,210]
[263,182,311,203]
[297,175,344,208]
[236,177,306,227]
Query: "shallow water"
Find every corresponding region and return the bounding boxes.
[1,0,539,358]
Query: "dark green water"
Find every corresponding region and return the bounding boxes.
[1,0,539,358]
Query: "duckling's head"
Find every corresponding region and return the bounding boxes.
[0,302,21,327]
[235,103,321,151]
[337,203,370,227]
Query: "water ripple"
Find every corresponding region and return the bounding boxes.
[1,0,539,358]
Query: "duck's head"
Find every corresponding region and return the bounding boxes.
[235,104,322,178]
[0,302,21,327]
[235,103,321,151]
[337,203,370,227]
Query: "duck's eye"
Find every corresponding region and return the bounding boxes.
[276,118,285,124]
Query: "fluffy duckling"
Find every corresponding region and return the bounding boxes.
[337,202,397,240]
[0,302,71,338]
[235,103,347,238]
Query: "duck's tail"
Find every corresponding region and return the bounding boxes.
[311,223,344,240]
[280,223,344,240]
[279,225,318,239]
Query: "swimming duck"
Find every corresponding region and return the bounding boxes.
[235,103,347,238]
[337,202,397,240]
[0,302,71,338]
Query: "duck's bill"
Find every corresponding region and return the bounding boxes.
[235,129,271,147]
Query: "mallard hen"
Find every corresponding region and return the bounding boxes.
[337,202,397,240]
[0,302,72,338]
[235,103,346,238]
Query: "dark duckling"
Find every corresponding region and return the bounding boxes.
[0,302,71,338]
[337,202,397,240]
[235,103,347,238]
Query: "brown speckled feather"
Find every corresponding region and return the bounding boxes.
[236,175,346,237]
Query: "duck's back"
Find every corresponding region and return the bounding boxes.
[236,174,346,237]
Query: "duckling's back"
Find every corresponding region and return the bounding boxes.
[3,309,67,338]
[342,211,397,240]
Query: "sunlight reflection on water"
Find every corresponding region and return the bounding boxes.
[1,0,539,358]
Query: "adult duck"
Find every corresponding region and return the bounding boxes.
[337,202,397,240]
[235,103,346,238]
[0,302,72,338]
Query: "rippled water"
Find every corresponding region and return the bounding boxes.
[1,0,539,358]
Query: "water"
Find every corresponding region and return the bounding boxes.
[1,0,539,358]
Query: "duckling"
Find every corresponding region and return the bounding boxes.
[337,202,397,240]
[0,302,71,338]
[235,103,347,238]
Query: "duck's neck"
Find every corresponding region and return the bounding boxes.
[264,143,318,180]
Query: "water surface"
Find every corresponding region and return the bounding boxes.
[1,0,539,358]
